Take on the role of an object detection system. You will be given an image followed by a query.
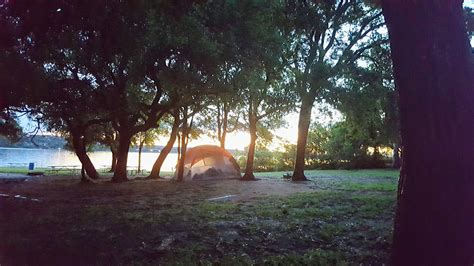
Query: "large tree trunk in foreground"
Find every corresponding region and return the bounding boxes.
[112,132,132,182]
[71,132,99,182]
[383,2,474,264]
[292,96,314,181]
[242,115,257,181]
[149,116,179,179]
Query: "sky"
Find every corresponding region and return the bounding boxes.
[18,104,340,151]
[186,104,342,151]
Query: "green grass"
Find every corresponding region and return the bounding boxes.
[0,170,398,265]
[0,167,399,179]
[336,181,397,191]
[161,188,396,264]
[254,168,399,179]
[0,167,41,174]
[0,167,157,176]
[0,166,87,175]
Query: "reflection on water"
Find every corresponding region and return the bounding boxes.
[0,148,178,172]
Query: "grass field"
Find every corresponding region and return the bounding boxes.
[0,167,161,176]
[0,166,84,175]
[0,169,399,265]
[254,169,399,178]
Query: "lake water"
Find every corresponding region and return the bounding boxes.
[0,147,179,172]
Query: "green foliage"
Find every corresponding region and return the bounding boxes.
[1,0,403,178]
[238,146,281,172]
[132,129,159,148]
[276,142,297,171]
[278,121,389,170]
[0,113,22,142]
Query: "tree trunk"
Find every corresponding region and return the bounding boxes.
[292,96,314,181]
[149,116,179,179]
[220,121,227,149]
[110,147,117,173]
[242,114,257,181]
[220,102,229,149]
[176,134,187,182]
[382,2,474,264]
[217,103,223,147]
[138,140,144,173]
[176,133,181,171]
[71,131,99,181]
[176,111,189,182]
[112,131,132,182]
[392,143,401,169]
[80,165,86,180]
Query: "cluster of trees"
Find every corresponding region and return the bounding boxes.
[1,0,394,182]
[1,0,473,263]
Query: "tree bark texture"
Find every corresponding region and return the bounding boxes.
[216,102,229,149]
[110,147,117,173]
[138,140,144,173]
[71,131,99,181]
[176,111,189,182]
[112,132,132,182]
[382,1,474,264]
[149,115,179,178]
[292,96,314,181]
[176,135,187,182]
[220,102,229,149]
[242,113,257,181]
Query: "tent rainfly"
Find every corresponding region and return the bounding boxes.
[175,145,241,181]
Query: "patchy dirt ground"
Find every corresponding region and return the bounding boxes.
[0,175,315,202]
[0,172,398,265]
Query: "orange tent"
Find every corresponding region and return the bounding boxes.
[176,145,241,180]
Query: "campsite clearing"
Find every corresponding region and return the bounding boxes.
[0,169,398,265]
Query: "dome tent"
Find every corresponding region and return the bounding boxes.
[175,145,241,181]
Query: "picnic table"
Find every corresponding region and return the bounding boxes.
[47,165,81,175]
[127,166,146,176]
[7,163,29,168]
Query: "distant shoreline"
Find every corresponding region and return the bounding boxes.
[0,147,172,153]
[0,147,61,151]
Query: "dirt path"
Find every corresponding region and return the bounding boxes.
[0,176,316,204]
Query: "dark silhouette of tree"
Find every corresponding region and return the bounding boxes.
[4,0,223,182]
[94,124,119,173]
[0,5,47,141]
[238,68,295,181]
[202,93,242,150]
[382,1,474,264]
[148,112,179,179]
[285,0,387,181]
[175,96,209,182]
